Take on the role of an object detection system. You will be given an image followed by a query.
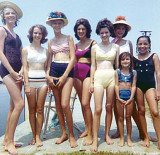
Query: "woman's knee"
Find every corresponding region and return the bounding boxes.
[106,104,112,113]
[37,106,44,115]
[95,107,102,115]
[151,110,159,118]
[82,101,90,110]
[126,115,131,123]
[138,106,145,116]
[15,99,24,111]
[118,116,124,123]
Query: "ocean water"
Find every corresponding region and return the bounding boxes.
[0,84,24,137]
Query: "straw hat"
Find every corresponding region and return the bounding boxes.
[113,16,131,31]
[0,1,23,19]
[46,11,68,26]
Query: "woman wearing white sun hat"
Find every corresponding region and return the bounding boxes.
[0,1,24,155]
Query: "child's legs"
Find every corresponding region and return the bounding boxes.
[126,101,133,140]
[145,89,160,142]
[116,100,124,140]
[136,88,148,140]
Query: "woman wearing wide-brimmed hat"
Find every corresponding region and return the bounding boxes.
[45,11,78,148]
[0,1,24,154]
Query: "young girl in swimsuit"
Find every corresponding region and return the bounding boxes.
[111,16,145,141]
[0,2,24,154]
[115,52,137,147]
[73,18,96,145]
[90,18,119,152]
[22,25,48,147]
[133,36,160,149]
[45,11,77,148]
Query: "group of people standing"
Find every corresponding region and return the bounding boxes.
[0,1,160,155]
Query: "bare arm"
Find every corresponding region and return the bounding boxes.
[114,44,119,69]
[153,53,160,100]
[126,71,137,105]
[90,44,97,93]
[128,40,133,57]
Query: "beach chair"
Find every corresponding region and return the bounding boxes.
[43,88,82,139]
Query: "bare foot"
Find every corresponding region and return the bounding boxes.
[90,140,98,152]
[141,138,150,147]
[83,135,93,146]
[3,139,22,148]
[79,130,88,138]
[118,138,125,147]
[28,138,36,145]
[36,137,43,147]
[6,142,18,155]
[55,134,68,144]
[127,138,134,147]
[111,130,120,139]
[69,136,78,148]
[3,137,7,146]
[148,135,157,142]
[106,135,114,145]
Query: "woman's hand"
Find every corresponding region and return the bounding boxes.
[11,71,23,82]
[57,75,67,88]
[117,98,126,105]
[156,90,160,101]
[89,83,94,93]
[46,75,57,88]
[24,85,31,96]
[125,98,133,105]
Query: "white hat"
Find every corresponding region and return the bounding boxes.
[0,1,23,19]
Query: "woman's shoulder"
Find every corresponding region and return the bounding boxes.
[0,27,7,37]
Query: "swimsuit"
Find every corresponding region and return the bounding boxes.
[93,43,117,88]
[49,36,74,78]
[74,41,94,81]
[133,53,155,93]
[119,40,130,54]
[27,46,47,89]
[0,27,22,79]
[117,69,136,101]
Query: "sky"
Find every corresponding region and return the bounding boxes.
[1,0,160,56]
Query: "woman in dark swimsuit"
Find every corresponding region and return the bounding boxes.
[73,18,96,145]
[0,1,24,155]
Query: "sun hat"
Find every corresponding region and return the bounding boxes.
[46,11,68,26]
[113,16,131,31]
[0,1,23,19]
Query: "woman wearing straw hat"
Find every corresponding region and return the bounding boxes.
[45,11,78,148]
[0,1,24,154]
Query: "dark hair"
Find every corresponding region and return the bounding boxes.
[112,24,128,38]
[1,7,18,27]
[27,25,48,44]
[119,52,133,75]
[96,18,114,36]
[136,36,151,53]
[74,18,92,40]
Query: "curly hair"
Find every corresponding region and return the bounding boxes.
[27,25,48,44]
[1,7,18,27]
[112,24,129,38]
[74,18,92,40]
[96,18,113,36]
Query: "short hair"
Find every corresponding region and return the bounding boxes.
[112,24,129,38]
[1,7,18,27]
[74,18,92,40]
[27,25,48,44]
[96,18,114,36]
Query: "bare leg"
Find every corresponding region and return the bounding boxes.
[26,88,36,145]
[3,99,14,146]
[116,100,125,147]
[61,78,77,148]
[52,88,68,144]
[4,75,24,155]
[145,89,160,149]
[126,101,134,147]
[111,100,120,139]
[105,86,114,145]
[136,88,149,147]
[90,86,104,152]
[36,86,48,147]
[74,78,88,138]
[81,78,93,146]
